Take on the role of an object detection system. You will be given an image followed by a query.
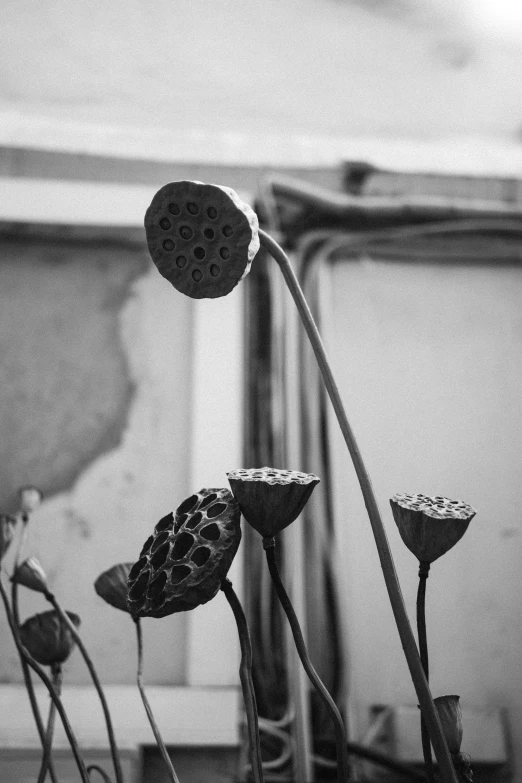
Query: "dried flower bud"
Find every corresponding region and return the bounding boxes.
[12,557,49,595]
[94,563,134,613]
[0,514,16,562]
[227,467,320,538]
[19,610,81,666]
[433,695,463,754]
[18,486,43,513]
[390,493,475,563]
[145,180,259,299]
[127,488,241,618]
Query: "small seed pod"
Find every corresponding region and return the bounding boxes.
[433,695,463,755]
[12,557,50,596]
[227,467,320,538]
[145,180,260,299]
[127,488,241,618]
[0,514,16,562]
[94,563,134,613]
[19,609,81,667]
[390,493,475,564]
[18,486,43,514]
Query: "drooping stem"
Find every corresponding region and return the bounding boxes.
[0,577,90,783]
[263,538,350,783]
[10,524,59,783]
[45,592,124,783]
[36,664,62,783]
[87,765,114,783]
[134,617,181,783]
[417,562,434,783]
[259,229,457,783]
[220,578,265,783]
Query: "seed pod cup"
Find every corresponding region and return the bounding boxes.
[145,181,259,299]
[19,610,81,667]
[12,556,49,595]
[433,695,463,756]
[95,563,133,613]
[227,467,320,538]
[390,493,476,564]
[127,488,241,618]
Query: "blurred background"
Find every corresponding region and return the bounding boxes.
[0,1,521,781]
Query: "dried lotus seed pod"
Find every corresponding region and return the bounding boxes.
[94,563,134,613]
[145,180,260,299]
[227,467,320,538]
[19,609,81,667]
[390,493,475,563]
[127,488,241,618]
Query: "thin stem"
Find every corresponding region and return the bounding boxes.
[10,527,60,783]
[263,539,350,783]
[36,664,62,783]
[45,592,124,783]
[220,578,265,783]
[134,617,181,783]
[259,229,458,783]
[417,562,434,783]
[87,765,114,782]
[0,576,90,783]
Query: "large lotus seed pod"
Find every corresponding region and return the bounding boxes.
[433,695,463,755]
[227,467,320,538]
[127,488,241,618]
[95,563,134,613]
[19,609,81,667]
[145,180,260,299]
[390,493,475,564]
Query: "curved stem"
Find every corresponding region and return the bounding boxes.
[134,617,181,783]
[36,664,62,783]
[0,577,90,783]
[417,562,434,783]
[46,592,124,783]
[263,539,350,783]
[259,229,457,783]
[10,527,59,783]
[87,764,114,782]
[220,578,264,783]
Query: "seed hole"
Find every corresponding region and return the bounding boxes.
[210,264,220,277]
[204,228,215,240]
[168,203,180,215]
[179,226,193,240]
[222,225,233,237]
[200,523,221,541]
[192,269,203,282]
[207,502,227,519]
[139,536,154,557]
[194,246,206,261]
[129,569,150,600]
[199,493,218,510]
[176,495,199,515]
[163,239,175,251]
[174,513,188,533]
[147,570,167,599]
[219,246,230,260]
[150,542,170,570]
[191,547,211,567]
[172,531,195,560]
[186,202,199,215]
[176,255,188,269]
[185,511,203,530]
[129,557,147,581]
[207,206,218,219]
[151,531,169,552]
[155,512,174,533]
[159,218,171,230]
[171,565,192,584]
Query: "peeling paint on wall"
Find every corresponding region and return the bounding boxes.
[0,228,149,512]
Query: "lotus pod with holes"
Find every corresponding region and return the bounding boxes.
[227,467,320,538]
[145,180,260,299]
[390,493,476,563]
[127,488,241,618]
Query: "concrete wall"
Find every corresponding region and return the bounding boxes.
[322,252,522,771]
